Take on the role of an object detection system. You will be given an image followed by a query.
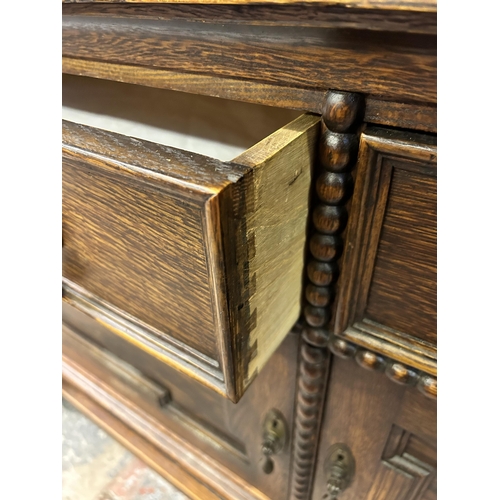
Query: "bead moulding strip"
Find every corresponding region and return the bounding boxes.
[289,89,363,500]
[328,334,437,399]
[289,341,330,500]
[62,279,227,394]
[302,90,363,349]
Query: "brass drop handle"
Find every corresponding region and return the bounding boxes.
[260,409,288,474]
[323,444,355,499]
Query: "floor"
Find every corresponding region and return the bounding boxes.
[62,399,188,500]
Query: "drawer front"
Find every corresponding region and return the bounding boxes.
[63,114,319,401]
[311,358,436,500]
[62,306,300,500]
[332,127,437,374]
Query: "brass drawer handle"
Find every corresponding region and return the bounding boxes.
[261,409,288,474]
[323,443,355,499]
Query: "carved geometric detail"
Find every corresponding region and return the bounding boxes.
[328,334,437,399]
[290,90,363,500]
[380,425,437,500]
[331,128,437,377]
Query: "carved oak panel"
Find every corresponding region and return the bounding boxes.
[332,127,437,375]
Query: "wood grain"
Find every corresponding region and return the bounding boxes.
[328,334,436,397]
[332,126,437,374]
[62,0,437,14]
[62,16,436,104]
[289,341,330,500]
[62,3,437,34]
[63,124,219,358]
[290,90,362,500]
[227,113,320,395]
[63,111,318,401]
[366,162,437,344]
[364,99,436,133]
[311,358,436,500]
[63,321,301,500]
[62,59,437,133]
[63,383,225,500]
[62,340,267,500]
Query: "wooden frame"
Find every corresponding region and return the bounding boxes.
[332,127,437,376]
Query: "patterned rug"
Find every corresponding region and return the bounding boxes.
[62,399,188,500]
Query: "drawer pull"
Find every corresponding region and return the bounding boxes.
[323,443,355,499]
[260,409,288,474]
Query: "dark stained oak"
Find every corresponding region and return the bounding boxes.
[62,3,437,34]
[62,58,437,133]
[366,162,437,344]
[289,341,330,500]
[327,334,436,398]
[62,16,436,104]
[332,126,437,375]
[291,90,363,500]
[63,384,227,500]
[61,6,438,500]
[311,358,436,500]
[63,129,219,359]
[63,112,320,401]
[364,99,436,133]
[61,0,437,14]
[63,320,300,500]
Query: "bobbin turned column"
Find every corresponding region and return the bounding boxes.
[302,92,361,349]
[289,91,363,500]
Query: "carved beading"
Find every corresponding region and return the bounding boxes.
[289,342,329,500]
[302,91,361,341]
[328,334,437,399]
[290,90,362,500]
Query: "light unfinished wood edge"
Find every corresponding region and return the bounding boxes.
[62,342,270,500]
[232,113,321,391]
[61,0,437,13]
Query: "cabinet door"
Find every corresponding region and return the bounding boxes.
[333,127,437,377]
[312,358,436,500]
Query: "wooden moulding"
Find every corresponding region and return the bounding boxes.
[289,341,330,500]
[62,59,436,134]
[331,126,437,379]
[289,90,364,500]
[328,335,437,399]
[62,3,437,34]
[62,325,269,500]
[62,14,436,104]
[63,114,319,402]
[61,0,437,14]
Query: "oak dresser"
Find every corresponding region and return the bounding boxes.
[62,1,437,498]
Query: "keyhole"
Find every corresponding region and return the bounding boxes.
[262,456,274,474]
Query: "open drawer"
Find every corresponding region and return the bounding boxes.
[62,75,320,401]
